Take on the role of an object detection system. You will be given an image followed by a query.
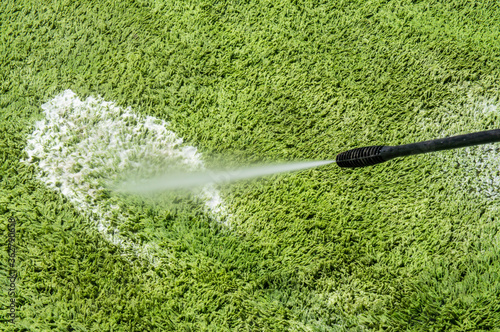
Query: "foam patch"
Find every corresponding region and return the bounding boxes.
[22,89,230,263]
[446,97,500,202]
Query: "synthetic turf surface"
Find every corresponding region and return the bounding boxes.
[1,0,500,330]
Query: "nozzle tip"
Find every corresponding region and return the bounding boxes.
[336,145,386,168]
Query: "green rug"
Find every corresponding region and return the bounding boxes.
[1,0,500,330]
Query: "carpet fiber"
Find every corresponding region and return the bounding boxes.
[1,0,500,330]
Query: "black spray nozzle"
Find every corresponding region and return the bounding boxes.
[336,129,500,168]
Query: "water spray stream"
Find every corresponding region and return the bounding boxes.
[118,160,336,194]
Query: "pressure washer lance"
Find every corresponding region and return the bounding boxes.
[336,129,500,168]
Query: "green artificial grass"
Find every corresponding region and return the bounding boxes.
[1,0,500,330]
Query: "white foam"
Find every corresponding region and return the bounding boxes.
[446,98,500,201]
[22,89,231,264]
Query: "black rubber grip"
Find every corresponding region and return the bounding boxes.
[336,129,500,168]
[336,145,386,168]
